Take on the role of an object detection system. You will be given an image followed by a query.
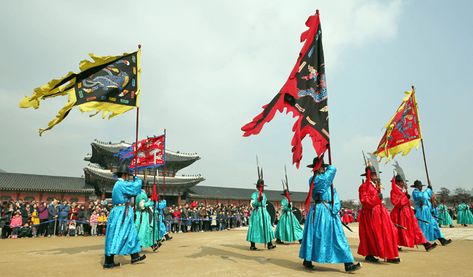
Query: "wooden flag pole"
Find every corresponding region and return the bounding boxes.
[327,145,334,208]
[162,129,167,199]
[132,44,142,214]
[412,85,432,187]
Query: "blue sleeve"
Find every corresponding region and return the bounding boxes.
[425,188,433,199]
[314,165,336,192]
[332,188,341,215]
[120,177,142,196]
[158,200,167,210]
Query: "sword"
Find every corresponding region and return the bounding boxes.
[417,218,430,224]
[394,223,407,230]
[320,201,353,232]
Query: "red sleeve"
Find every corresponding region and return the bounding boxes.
[359,182,381,209]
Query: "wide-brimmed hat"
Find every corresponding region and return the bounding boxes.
[115,161,130,175]
[410,180,425,188]
[395,174,408,183]
[307,155,325,170]
[255,179,267,187]
[280,189,292,196]
[360,165,381,176]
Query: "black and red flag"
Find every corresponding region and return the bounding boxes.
[241,10,329,168]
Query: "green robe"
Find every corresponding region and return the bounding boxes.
[456,203,473,225]
[437,204,453,226]
[274,197,303,242]
[135,190,160,248]
[246,191,275,244]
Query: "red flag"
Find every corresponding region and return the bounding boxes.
[241,10,329,168]
[129,135,166,170]
[374,89,422,161]
[151,184,158,201]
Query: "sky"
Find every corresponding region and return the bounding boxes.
[0,0,472,200]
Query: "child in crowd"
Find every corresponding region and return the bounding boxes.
[19,223,32,238]
[89,210,98,236]
[10,211,23,239]
[97,211,107,236]
[68,220,77,236]
[31,208,40,237]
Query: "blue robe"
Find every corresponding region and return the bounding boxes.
[412,188,444,241]
[246,191,275,244]
[299,165,354,263]
[135,190,160,248]
[104,177,142,256]
[275,197,303,242]
[156,200,168,239]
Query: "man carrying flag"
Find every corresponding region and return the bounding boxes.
[299,157,361,272]
[412,180,452,246]
[20,51,140,135]
[104,162,146,269]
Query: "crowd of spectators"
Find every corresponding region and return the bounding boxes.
[0,199,252,239]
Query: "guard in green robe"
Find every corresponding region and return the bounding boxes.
[437,202,454,227]
[275,190,303,244]
[135,190,160,251]
[246,179,276,250]
[456,202,473,226]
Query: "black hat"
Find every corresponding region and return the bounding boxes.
[411,180,425,188]
[280,189,292,196]
[360,166,380,176]
[395,174,408,182]
[256,179,267,187]
[307,156,324,169]
[115,161,130,175]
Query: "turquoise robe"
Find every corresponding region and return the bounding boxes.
[274,197,303,242]
[412,188,444,241]
[105,177,142,256]
[156,200,167,239]
[246,191,275,244]
[135,190,160,248]
[299,165,354,263]
[456,203,473,225]
[437,204,453,226]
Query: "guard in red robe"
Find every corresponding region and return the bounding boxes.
[358,166,400,263]
[390,175,437,251]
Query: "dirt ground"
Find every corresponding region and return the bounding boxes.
[1,224,472,277]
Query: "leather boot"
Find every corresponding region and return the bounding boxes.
[439,238,452,246]
[423,242,438,252]
[303,260,314,269]
[365,255,379,263]
[103,255,120,269]
[131,253,146,264]
[165,233,173,240]
[267,242,276,250]
[344,262,361,272]
[250,242,257,251]
[275,238,284,244]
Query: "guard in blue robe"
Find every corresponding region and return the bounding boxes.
[275,192,303,244]
[299,157,360,272]
[246,179,276,250]
[135,190,160,251]
[156,199,173,242]
[103,164,146,269]
[411,180,452,246]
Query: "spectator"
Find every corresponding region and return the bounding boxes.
[48,200,59,237]
[89,210,98,236]
[31,208,40,237]
[58,200,70,236]
[97,211,107,236]
[38,202,49,237]
[10,211,22,239]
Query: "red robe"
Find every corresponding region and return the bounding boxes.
[390,181,427,247]
[358,180,399,259]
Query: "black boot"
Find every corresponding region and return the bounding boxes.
[344,262,361,272]
[364,255,379,263]
[386,258,401,264]
[103,255,120,269]
[267,242,276,250]
[423,242,438,252]
[165,233,173,240]
[250,242,257,251]
[299,239,302,244]
[275,238,284,244]
[131,253,146,264]
[303,260,314,269]
[439,238,452,246]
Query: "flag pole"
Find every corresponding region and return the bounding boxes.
[327,144,334,208]
[412,85,431,187]
[163,129,167,199]
[132,44,142,214]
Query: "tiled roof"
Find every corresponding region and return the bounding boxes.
[0,172,95,193]
[189,186,307,202]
